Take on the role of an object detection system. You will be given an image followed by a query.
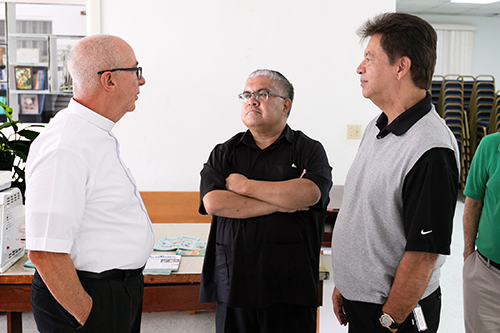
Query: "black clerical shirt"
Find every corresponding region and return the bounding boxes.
[199,125,332,308]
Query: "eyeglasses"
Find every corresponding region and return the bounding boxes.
[97,67,142,80]
[237,89,287,103]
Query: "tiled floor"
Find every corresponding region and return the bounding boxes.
[0,200,465,333]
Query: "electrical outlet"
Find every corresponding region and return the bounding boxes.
[347,125,362,139]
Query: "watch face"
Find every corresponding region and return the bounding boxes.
[380,314,393,327]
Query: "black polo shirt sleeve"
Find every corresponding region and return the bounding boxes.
[402,147,459,255]
[199,143,230,215]
[300,141,333,210]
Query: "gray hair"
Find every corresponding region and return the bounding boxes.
[248,69,294,116]
[68,34,127,94]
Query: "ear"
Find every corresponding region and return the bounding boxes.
[99,72,116,92]
[396,56,411,81]
[283,98,292,116]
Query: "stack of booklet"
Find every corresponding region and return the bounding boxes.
[153,236,207,257]
[144,236,207,275]
[144,254,182,275]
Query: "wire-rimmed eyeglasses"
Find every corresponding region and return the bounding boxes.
[97,67,142,80]
[237,89,287,103]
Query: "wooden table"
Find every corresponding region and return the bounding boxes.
[0,223,329,333]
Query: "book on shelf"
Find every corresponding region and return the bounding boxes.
[176,242,207,257]
[39,94,46,114]
[153,236,200,251]
[143,254,182,275]
[33,70,46,90]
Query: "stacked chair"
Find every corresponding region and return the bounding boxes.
[468,75,495,154]
[435,74,471,197]
[430,75,444,109]
[487,90,500,134]
[437,74,463,117]
[443,105,471,196]
[432,74,499,197]
[462,75,475,111]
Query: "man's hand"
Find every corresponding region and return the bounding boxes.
[332,287,348,326]
[225,172,311,213]
[29,251,93,326]
[225,173,249,196]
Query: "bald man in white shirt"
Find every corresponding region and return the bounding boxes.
[26,35,153,333]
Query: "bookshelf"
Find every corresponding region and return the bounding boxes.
[1,3,85,123]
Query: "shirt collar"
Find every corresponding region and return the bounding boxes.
[239,124,294,149]
[375,92,433,139]
[68,99,115,132]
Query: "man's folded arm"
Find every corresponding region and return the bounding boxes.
[203,189,296,219]
[225,173,321,210]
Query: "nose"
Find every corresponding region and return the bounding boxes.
[356,61,365,75]
[139,75,146,86]
[248,93,259,105]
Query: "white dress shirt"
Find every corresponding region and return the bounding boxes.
[26,99,154,273]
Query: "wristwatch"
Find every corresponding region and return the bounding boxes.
[379,313,401,329]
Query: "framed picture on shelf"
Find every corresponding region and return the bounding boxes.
[15,67,32,90]
[20,94,39,114]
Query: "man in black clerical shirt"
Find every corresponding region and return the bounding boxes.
[198,69,332,333]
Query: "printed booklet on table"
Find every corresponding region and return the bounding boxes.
[176,242,207,256]
[153,236,200,251]
[144,255,182,275]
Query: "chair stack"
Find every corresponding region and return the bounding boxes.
[437,74,464,117]
[430,75,444,109]
[462,75,475,111]
[438,76,471,196]
[468,75,495,154]
[431,74,498,197]
[487,90,500,134]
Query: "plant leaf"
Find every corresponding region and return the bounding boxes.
[18,129,40,141]
[0,101,13,122]
[9,140,31,162]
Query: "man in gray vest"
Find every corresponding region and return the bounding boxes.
[331,13,459,333]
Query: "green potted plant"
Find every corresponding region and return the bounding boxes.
[0,101,43,196]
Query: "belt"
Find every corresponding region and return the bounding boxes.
[478,251,500,270]
[77,266,144,280]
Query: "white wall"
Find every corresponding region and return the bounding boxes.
[98,0,395,191]
[419,14,500,83]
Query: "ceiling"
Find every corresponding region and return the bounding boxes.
[397,0,500,17]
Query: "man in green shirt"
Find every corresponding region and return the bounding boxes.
[463,132,500,332]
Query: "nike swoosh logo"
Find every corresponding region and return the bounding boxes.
[421,230,433,235]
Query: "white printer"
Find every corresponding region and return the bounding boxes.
[0,171,26,273]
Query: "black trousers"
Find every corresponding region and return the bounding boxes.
[216,302,317,333]
[342,287,442,333]
[31,270,144,333]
